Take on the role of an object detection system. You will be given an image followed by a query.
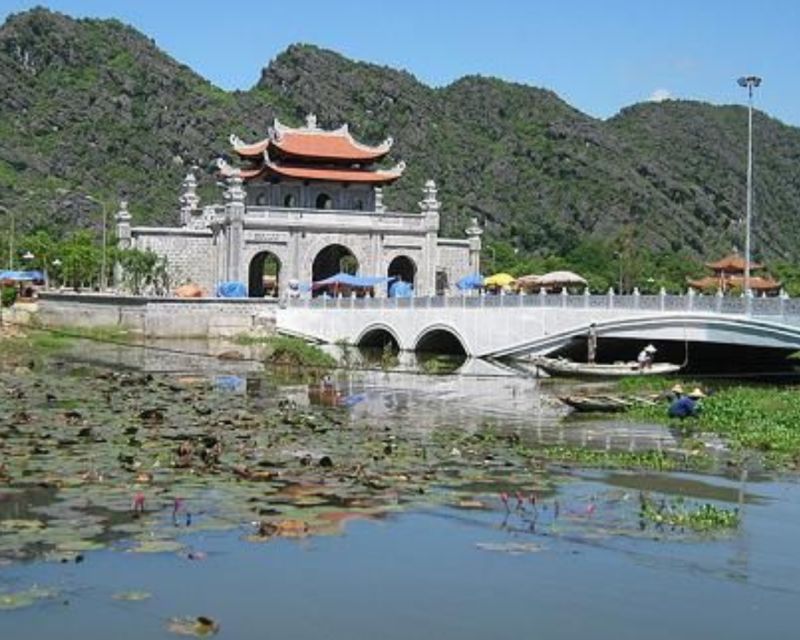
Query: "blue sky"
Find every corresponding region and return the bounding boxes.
[2,0,799,126]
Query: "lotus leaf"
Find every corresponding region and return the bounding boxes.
[167,615,220,637]
[0,586,58,611]
[112,591,152,601]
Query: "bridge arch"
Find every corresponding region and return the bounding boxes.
[356,323,402,351]
[413,323,469,356]
[487,313,800,360]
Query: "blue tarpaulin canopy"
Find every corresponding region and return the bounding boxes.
[456,273,484,290]
[0,270,44,282]
[312,273,395,289]
[389,280,413,298]
[215,281,247,298]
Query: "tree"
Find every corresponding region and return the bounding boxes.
[59,231,101,290]
[117,248,169,295]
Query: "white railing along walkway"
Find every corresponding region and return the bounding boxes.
[287,288,800,322]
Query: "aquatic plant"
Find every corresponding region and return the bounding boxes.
[627,383,800,467]
[639,493,740,533]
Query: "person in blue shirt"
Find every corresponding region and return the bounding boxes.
[667,387,705,419]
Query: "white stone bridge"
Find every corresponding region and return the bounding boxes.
[277,291,800,363]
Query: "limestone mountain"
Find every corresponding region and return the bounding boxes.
[2,7,800,260]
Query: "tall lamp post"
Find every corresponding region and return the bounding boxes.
[737,75,762,294]
[85,195,108,290]
[0,205,12,269]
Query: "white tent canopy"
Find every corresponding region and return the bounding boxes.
[536,271,588,287]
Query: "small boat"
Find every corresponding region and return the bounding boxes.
[531,356,681,378]
[559,395,632,412]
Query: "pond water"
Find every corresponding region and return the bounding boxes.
[1,338,798,639]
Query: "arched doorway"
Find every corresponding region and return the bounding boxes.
[312,244,359,286]
[315,193,333,209]
[388,255,416,287]
[248,251,281,298]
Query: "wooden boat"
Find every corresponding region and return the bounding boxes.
[531,356,681,378]
[559,395,632,412]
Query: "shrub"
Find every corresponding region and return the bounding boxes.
[1,286,17,307]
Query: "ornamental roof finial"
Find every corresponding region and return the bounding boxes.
[305,113,319,130]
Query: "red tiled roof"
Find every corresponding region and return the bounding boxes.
[231,118,392,162]
[246,161,404,184]
[688,274,781,292]
[705,254,763,272]
[272,131,390,161]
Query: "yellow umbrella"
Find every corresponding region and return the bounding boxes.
[484,273,516,288]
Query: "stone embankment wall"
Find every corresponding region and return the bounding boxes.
[37,293,278,339]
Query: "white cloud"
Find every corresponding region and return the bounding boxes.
[649,88,673,102]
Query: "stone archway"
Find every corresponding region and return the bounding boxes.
[312,244,359,284]
[414,326,468,356]
[388,255,416,287]
[248,251,281,298]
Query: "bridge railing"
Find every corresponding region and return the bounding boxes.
[288,289,796,318]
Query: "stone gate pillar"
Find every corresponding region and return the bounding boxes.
[224,174,246,283]
[114,200,132,288]
[179,171,200,227]
[465,217,483,274]
[419,179,441,296]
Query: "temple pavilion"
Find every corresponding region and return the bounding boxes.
[687,253,781,295]
[118,114,481,297]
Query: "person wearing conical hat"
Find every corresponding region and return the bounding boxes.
[664,383,684,402]
[637,344,657,370]
[668,386,703,419]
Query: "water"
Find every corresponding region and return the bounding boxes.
[1,338,798,638]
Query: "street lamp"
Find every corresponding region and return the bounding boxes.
[85,195,108,290]
[737,75,762,294]
[613,251,623,294]
[0,204,12,269]
[50,258,62,289]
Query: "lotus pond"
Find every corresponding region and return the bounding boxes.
[2,334,800,639]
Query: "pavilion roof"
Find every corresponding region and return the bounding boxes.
[219,156,405,185]
[688,274,781,292]
[230,115,393,162]
[705,253,763,273]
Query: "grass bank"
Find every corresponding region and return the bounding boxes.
[235,334,336,375]
[618,376,800,468]
[0,324,135,361]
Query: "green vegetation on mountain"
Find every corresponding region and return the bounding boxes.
[2,8,800,291]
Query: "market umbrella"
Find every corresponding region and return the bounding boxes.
[484,273,516,288]
[537,270,588,287]
[514,274,542,291]
[456,273,484,290]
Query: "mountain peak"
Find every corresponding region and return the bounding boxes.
[1,11,799,261]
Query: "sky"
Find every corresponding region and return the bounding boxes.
[1,0,799,126]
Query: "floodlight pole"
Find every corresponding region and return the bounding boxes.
[86,195,108,290]
[0,205,11,269]
[738,75,761,294]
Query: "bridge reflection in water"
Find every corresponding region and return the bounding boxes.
[300,353,682,454]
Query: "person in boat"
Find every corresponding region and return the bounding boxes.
[668,387,705,419]
[587,323,598,364]
[637,344,657,370]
